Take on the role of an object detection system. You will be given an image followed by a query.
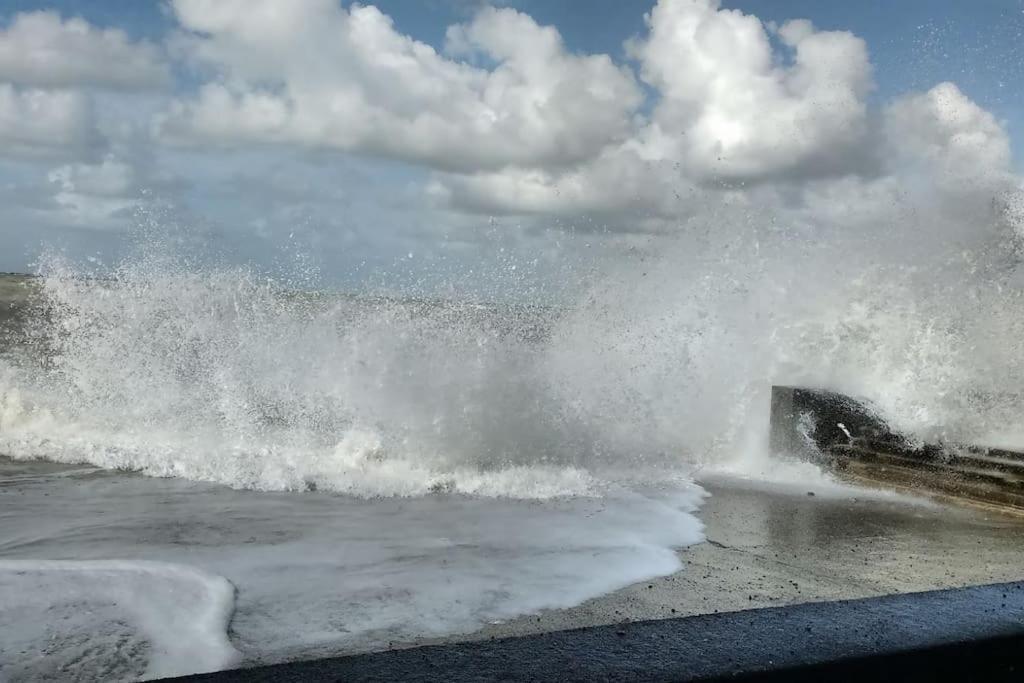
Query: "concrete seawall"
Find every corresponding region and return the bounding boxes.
[770,385,1024,512]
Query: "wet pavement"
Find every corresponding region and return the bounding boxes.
[425,476,1024,645]
[177,576,1024,682]
[183,477,1024,681]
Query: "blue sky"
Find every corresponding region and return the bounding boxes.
[0,0,1022,291]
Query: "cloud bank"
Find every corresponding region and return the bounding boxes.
[0,11,168,90]
[0,11,167,161]
[160,1,641,173]
[0,0,1020,277]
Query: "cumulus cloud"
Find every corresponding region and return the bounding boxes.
[156,0,884,226]
[0,11,169,162]
[158,0,641,172]
[0,0,1021,268]
[0,85,101,159]
[431,0,1019,237]
[431,0,877,219]
[0,11,168,90]
[885,81,1012,182]
[44,155,148,228]
[428,148,694,223]
[49,155,136,197]
[629,1,872,181]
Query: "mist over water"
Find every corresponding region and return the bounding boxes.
[2,166,1024,680]
[555,191,1024,465]
[0,240,716,677]
[3,183,1024,496]
[2,246,648,497]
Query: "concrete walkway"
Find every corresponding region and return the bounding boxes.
[175,479,1024,681]
[417,477,1024,646]
[175,580,1024,682]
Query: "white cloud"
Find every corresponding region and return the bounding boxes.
[880,82,1021,249]
[627,0,872,181]
[430,147,694,224]
[0,0,1020,274]
[0,11,169,162]
[885,81,1012,181]
[431,0,1019,238]
[0,85,101,159]
[155,0,1020,243]
[45,155,144,228]
[159,0,641,172]
[439,81,1020,245]
[49,155,136,198]
[0,11,168,90]
[161,0,876,185]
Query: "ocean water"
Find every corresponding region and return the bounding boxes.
[0,265,712,680]
[0,458,704,679]
[3,190,1024,680]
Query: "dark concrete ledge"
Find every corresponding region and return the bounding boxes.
[769,385,1024,511]
[170,581,1024,682]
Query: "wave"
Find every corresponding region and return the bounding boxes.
[4,192,1024,498]
[0,251,668,498]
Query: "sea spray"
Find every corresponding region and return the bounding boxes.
[0,249,713,674]
[1,244,635,496]
[547,196,1024,471]
[4,167,1024,682]
[4,190,1024,495]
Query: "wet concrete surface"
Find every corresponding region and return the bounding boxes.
[176,580,1024,682]
[172,479,1024,681]
[8,448,1024,679]
[420,477,1024,645]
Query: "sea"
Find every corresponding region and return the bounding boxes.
[3,217,1024,679]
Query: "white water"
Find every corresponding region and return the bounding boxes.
[0,247,716,679]
[3,253,631,498]
[5,186,1024,493]
[2,180,1024,677]
[0,460,705,678]
[0,559,239,680]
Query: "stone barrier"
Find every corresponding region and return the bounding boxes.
[770,385,1024,511]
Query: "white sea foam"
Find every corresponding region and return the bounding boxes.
[5,191,1024,497]
[0,249,714,677]
[2,176,1024,679]
[0,559,240,680]
[0,463,705,671]
[0,257,613,498]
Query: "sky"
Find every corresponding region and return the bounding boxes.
[1,0,1022,295]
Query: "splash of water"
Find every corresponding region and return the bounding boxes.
[0,241,690,497]
[548,198,1024,473]
[3,187,1024,496]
